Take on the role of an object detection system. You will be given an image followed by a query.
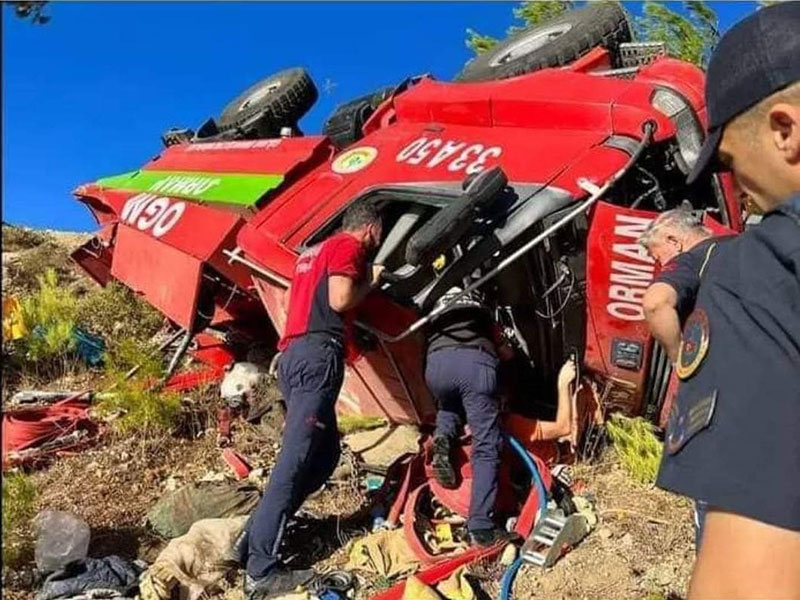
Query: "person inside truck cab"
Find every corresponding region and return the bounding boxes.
[639,208,719,363]
[425,285,577,547]
[652,3,800,598]
[243,200,384,599]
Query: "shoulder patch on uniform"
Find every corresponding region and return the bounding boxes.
[676,308,710,380]
[665,390,717,455]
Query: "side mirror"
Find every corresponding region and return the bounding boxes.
[405,166,508,266]
[463,166,508,204]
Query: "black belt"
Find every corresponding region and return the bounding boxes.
[428,343,496,357]
[291,332,343,350]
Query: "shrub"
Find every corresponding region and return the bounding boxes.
[7,269,81,379]
[75,281,163,343]
[97,338,182,435]
[2,473,37,567]
[2,224,52,252]
[605,413,663,485]
[4,241,80,295]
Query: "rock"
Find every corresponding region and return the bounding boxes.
[620,533,634,547]
[598,527,613,540]
[247,467,266,485]
[655,565,674,586]
[645,564,675,587]
[331,461,354,481]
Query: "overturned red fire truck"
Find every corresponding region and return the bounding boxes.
[70,3,744,587]
[72,4,741,438]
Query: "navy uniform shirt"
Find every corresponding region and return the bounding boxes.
[657,195,800,530]
[654,237,724,321]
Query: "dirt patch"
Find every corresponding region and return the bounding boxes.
[508,455,695,600]
[2,413,696,600]
[2,228,92,296]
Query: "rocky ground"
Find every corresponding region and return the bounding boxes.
[2,226,695,600]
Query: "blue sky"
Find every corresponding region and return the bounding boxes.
[3,1,758,232]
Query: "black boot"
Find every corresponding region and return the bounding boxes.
[431,435,457,489]
[469,527,521,548]
[244,569,316,600]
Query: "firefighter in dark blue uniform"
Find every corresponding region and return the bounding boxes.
[640,209,723,547]
[653,4,800,597]
[424,286,578,546]
[424,286,511,547]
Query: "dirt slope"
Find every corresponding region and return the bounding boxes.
[1,225,695,600]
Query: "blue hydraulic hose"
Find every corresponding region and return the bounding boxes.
[499,434,549,600]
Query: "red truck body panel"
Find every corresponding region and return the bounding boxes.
[73,58,743,425]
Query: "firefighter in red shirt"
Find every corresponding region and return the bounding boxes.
[244,200,383,599]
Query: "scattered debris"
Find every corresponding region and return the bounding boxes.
[8,390,85,407]
[145,482,260,539]
[221,449,253,481]
[3,295,27,340]
[344,426,421,469]
[72,329,106,368]
[2,393,100,470]
[36,555,145,600]
[139,517,247,600]
[345,529,420,578]
[220,362,268,410]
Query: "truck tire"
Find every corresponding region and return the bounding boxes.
[322,86,395,150]
[457,3,631,82]
[217,68,318,136]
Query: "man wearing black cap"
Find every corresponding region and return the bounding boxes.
[656,3,800,598]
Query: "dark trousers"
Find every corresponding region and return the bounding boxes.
[425,346,501,532]
[246,334,344,579]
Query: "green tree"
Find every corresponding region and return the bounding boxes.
[9,1,50,24]
[466,1,724,68]
[637,1,719,67]
[466,1,574,54]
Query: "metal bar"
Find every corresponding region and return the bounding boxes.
[590,66,641,77]
[224,248,290,288]
[164,329,195,380]
[102,327,186,393]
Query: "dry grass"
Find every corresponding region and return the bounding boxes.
[74,281,163,342]
[1,474,38,568]
[2,225,53,253]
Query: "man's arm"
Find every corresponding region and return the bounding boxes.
[328,265,384,313]
[539,359,576,440]
[643,282,682,362]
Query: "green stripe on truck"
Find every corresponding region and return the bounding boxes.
[96,170,284,206]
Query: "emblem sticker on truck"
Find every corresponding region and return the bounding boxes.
[396,137,502,174]
[332,147,378,174]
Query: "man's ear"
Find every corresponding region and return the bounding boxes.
[768,103,800,165]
